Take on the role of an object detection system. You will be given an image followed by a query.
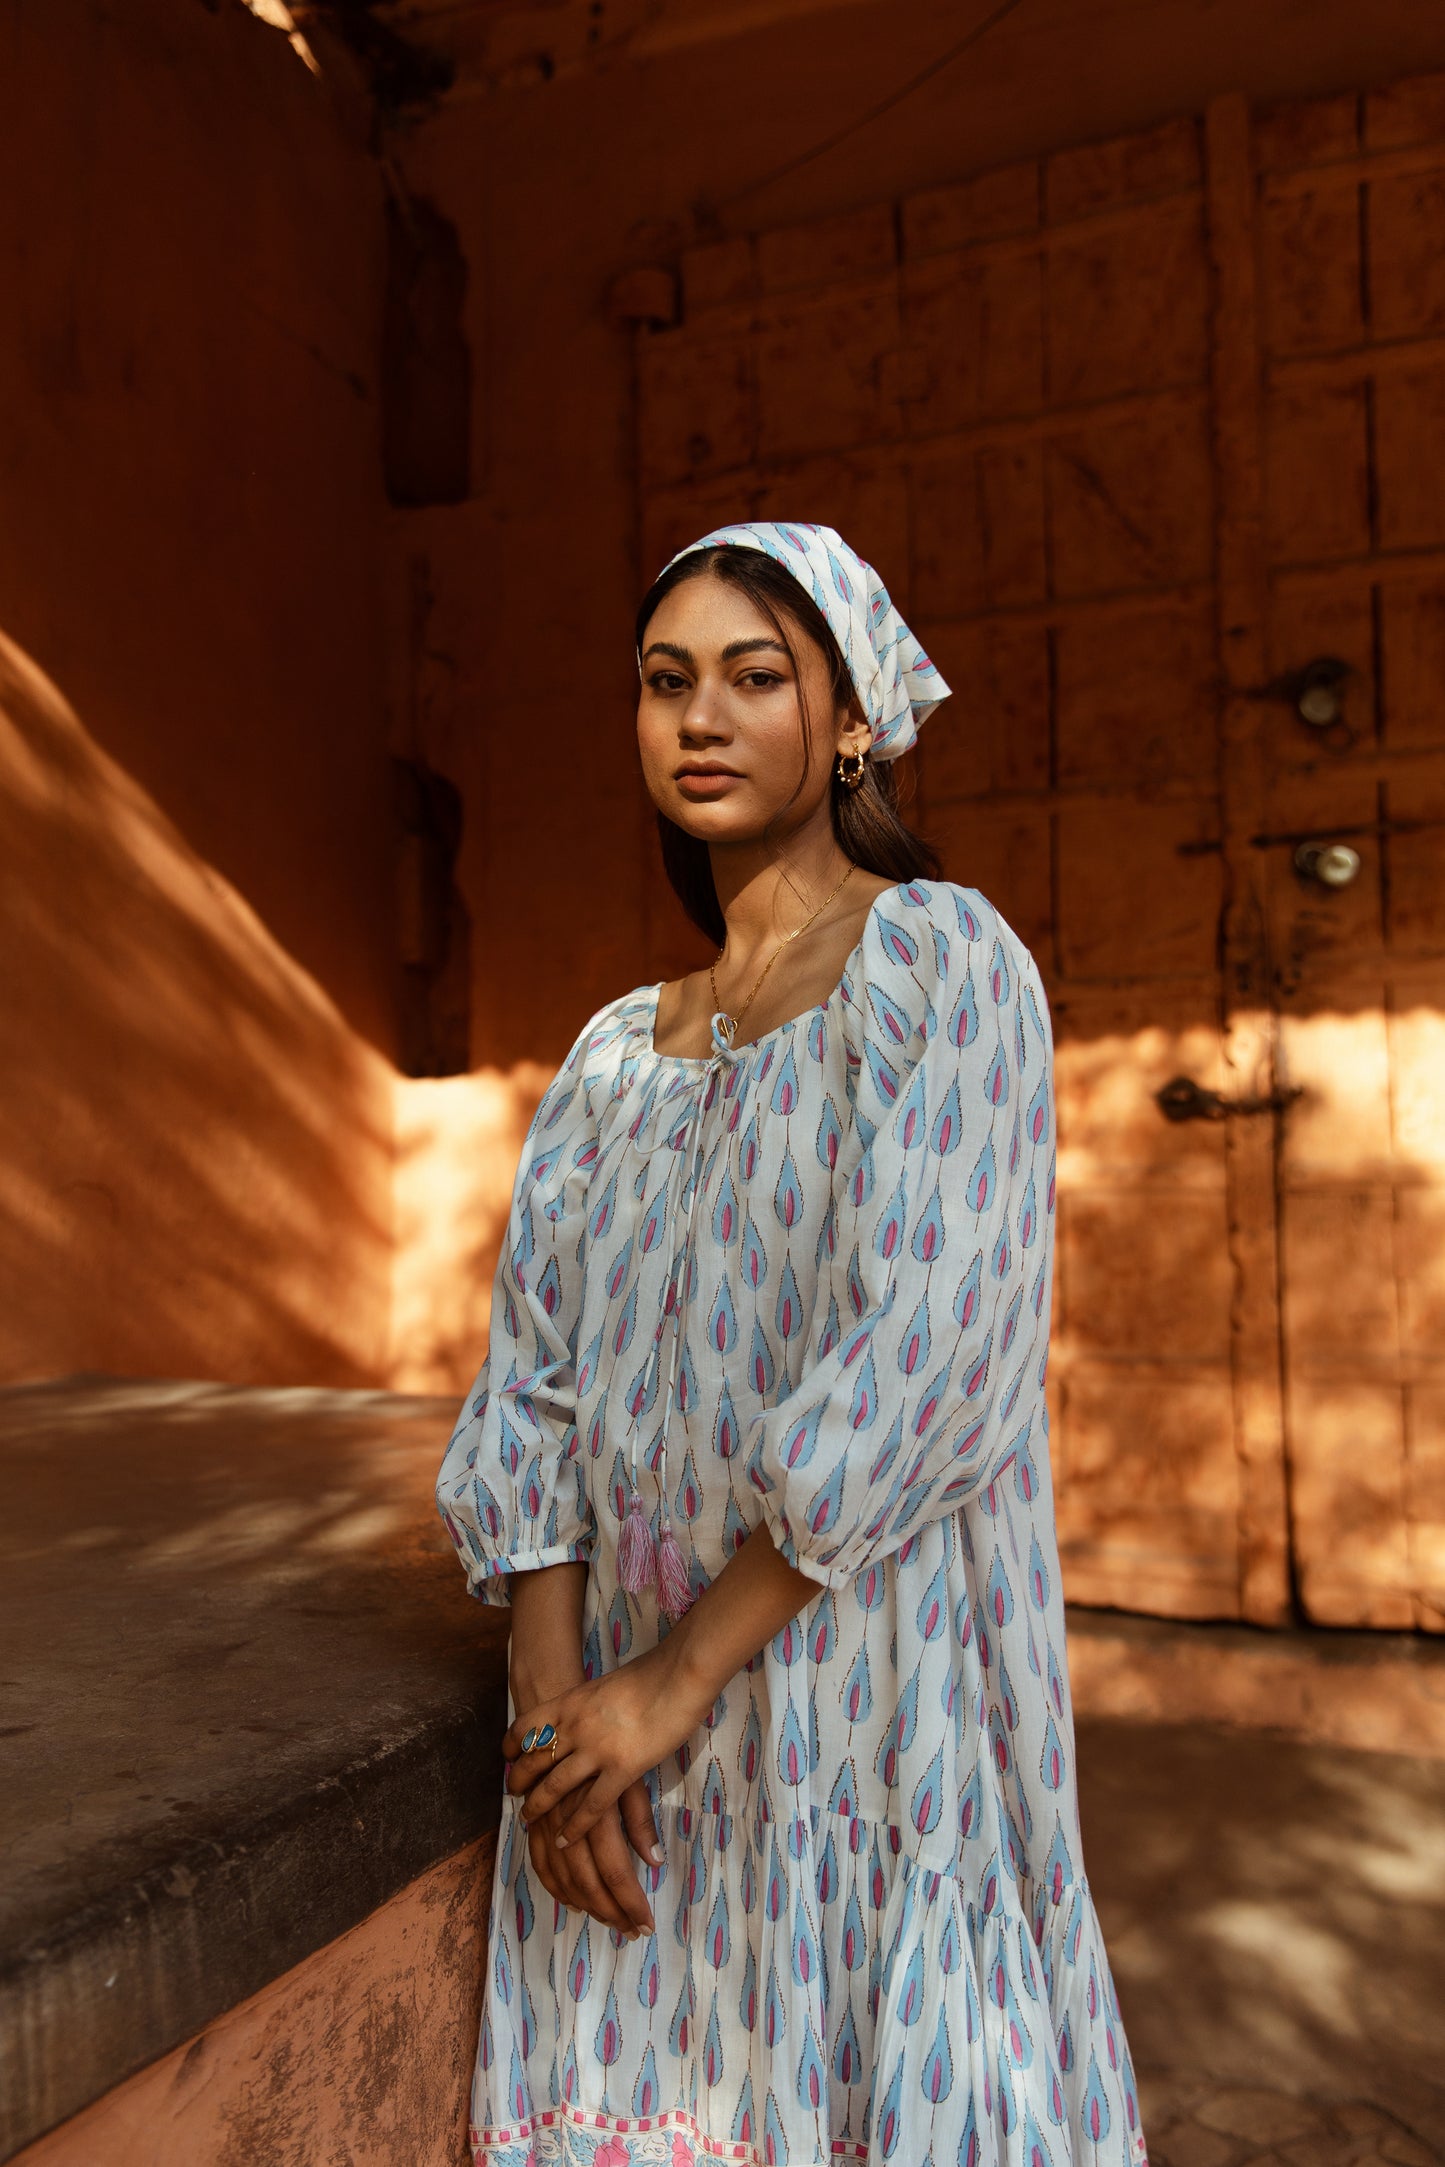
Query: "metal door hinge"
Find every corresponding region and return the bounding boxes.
[1156,1075,1304,1123]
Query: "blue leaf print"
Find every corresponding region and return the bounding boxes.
[988,937,1011,1004]
[863,1035,902,1107]
[922,1996,954,2102]
[777,1699,808,1786]
[738,1943,758,2031]
[594,1982,622,2067]
[1082,2052,1112,2142]
[878,911,919,968]
[834,1993,863,2084]
[775,1256,803,1340]
[711,1162,738,1246]
[667,1973,690,2058]
[1026,1066,1050,1146]
[741,1208,769,1289]
[567,1920,591,2004]
[948,968,979,1050]
[898,1061,929,1149]
[673,1443,702,1522]
[1040,1714,1066,1791]
[968,1131,997,1212]
[842,1641,873,1723]
[774,1145,803,1229]
[931,1073,963,1155]
[704,1879,730,1969]
[809,1589,838,1663]
[771,1043,802,1116]
[878,2051,906,2159]
[911,1736,946,1834]
[916,1557,948,1641]
[763,2086,787,2164]
[697,1269,736,1358]
[764,1957,788,2047]
[632,2042,660,2115]
[749,1318,776,1395]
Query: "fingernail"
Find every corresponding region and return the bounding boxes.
[649,1842,664,1864]
[555,1833,568,1849]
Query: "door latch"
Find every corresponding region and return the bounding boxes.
[1155,1075,1304,1123]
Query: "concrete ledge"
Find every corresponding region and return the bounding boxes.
[0,1381,505,2162]
[7,1380,1442,2163]
[14,1842,495,2167]
[1067,1604,1445,1758]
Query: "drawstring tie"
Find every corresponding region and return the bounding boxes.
[620,1008,743,1619]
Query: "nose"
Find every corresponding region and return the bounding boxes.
[678,685,732,745]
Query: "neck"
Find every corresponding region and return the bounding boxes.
[708,846,857,961]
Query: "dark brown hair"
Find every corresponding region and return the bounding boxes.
[635,544,942,946]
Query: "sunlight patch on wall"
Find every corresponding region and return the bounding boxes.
[238,0,321,75]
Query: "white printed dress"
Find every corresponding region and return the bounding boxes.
[437,878,1147,2167]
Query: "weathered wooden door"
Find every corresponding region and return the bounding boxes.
[632,72,1445,1630]
[1249,78,1445,1630]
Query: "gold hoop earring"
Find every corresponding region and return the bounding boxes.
[835,748,866,793]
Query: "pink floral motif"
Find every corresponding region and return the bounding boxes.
[671,2137,695,2167]
[593,2138,633,2167]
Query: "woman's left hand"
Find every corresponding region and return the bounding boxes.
[502,1640,716,1847]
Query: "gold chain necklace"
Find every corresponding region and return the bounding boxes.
[709,863,857,1046]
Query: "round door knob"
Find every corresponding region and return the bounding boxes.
[1297,681,1342,726]
[1294,840,1361,888]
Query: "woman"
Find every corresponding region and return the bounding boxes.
[437,521,1146,2167]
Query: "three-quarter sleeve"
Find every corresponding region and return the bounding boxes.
[435,1014,606,1605]
[740,885,1055,1589]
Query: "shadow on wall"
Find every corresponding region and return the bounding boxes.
[0,627,394,1385]
[0,628,543,1393]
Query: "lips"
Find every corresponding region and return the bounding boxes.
[676,767,739,779]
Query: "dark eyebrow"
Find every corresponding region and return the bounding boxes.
[722,638,790,662]
[640,636,792,668]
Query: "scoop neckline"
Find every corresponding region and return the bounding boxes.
[640,880,907,1066]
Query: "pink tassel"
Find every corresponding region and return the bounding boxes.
[618,1491,657,1597]
[655,1520,694,1621]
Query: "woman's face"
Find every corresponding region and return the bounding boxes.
[636,571,863,843]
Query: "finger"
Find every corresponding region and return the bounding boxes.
[524,1826,570,1914]
[543,1822,635,1937]
[552,1769,626,1850]
[519,1750,596,1829]
[501,1711,559,1762]
[588,1809,655,1936]
[505,1756,551,1797]
[618,1779,666,1870]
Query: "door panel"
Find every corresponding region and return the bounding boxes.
[631,75,1445,1629]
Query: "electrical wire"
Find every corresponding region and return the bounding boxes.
[709,0,1028,214]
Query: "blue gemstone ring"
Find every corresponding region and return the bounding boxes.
[535,1723,557,1750]
[520,1725,540,1752]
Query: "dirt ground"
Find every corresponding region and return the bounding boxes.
[1078,1713,1445,2166]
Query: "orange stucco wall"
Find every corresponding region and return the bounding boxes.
[399,0,1445,1071]
[0,0,403,1384]
[12,1840,493,2167]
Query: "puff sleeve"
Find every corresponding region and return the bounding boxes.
[740,884,1056,1589]
[435,1013,606,1605]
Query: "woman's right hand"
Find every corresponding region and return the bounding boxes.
[521,1776,661,1941]
[508,1568,663,1942]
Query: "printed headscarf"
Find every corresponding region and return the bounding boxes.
[657,521,950,762]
